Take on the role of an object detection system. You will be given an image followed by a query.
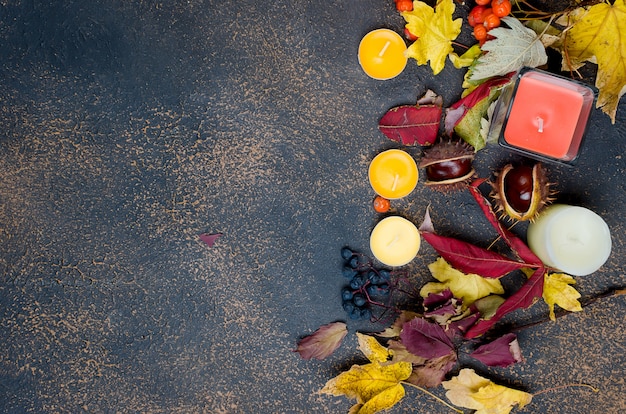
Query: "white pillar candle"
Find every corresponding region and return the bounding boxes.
[370,216,420,267]
[527,204,612,276]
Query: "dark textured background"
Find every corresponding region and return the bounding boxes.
[0,0,624,413]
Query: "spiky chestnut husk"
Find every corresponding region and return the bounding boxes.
[419,140,476,192]
[490,163,556,222]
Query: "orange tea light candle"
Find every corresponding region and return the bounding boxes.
[358,29,407,80]
[370,216,420,267]
[368,149,418,199]
[496,68,594,165]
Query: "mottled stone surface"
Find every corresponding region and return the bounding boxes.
[0,1,624,413]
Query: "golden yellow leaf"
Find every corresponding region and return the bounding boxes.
[559,0,626,123]
[443,368,533,414]
[542,272,583,321]
[356,333,391,363]
[402,0,462,75]
[320,362,412,414]
[420,258,504,307]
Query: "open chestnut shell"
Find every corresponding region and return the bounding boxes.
[490,163,556,221]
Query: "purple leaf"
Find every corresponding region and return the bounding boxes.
[423,289,454,309]
[400,318,455,359]
[199,232,223,247]
[406,353,458,388]
[446,312,480,340]
[470,333,523,367]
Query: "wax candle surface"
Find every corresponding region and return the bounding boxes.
[358,29,407,80]
[368,149,418,199]
[527,205,612,276]
[370,216,420,267]
[503,73,586,160]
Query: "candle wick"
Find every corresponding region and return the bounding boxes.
[391,174,399,192]
[537,117,544,133]
[387,235,400,247]
[378,41,391,57]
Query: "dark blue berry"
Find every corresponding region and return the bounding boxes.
[348,256,359,269]
[341,287,354,301]
[367,271,381,285]
[340,247,354,260]
[342,300,355,314]
[360,308,372,320]
[350,274,365,290]
[342,266,358,279]
[378,269,391,280]
[366,284,390,297]
[353,293,367,307]
[349,307,362,320]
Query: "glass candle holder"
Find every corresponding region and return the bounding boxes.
[488,67,596,166]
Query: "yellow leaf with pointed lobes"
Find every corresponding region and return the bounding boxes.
[542,272,582,321]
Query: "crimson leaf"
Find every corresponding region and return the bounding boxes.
[400,317,455,359]
[469,180,543,267]
[470,333,523,367]
[465,266,545,338]
[378,105,441,146]
[421,231,528,278]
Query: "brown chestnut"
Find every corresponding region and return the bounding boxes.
[419,140,475,192]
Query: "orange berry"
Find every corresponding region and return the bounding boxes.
[469,6,486,26]
[396,0,413,12]
[492,0,512,17]
[473,24,488,41]
[475,0,491,5]
[483,12,501,30]
[373,196,391,213]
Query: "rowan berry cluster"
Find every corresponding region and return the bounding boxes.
[468,0,512,45]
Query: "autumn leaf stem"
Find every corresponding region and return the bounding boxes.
[511,287,626,332]
[451,41,469,50]
[533,383,599,397]
[401,381,465,413]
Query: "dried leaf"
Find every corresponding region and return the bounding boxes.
[452,86,502,150]
[295,322,347,360]
[420,232,528,278]
[469,17,548,81]
[378,105,441,146]
[466,266,545,338]
[377,311,421,338]
[443,368,533,414]
[542,273,583,321]
[421,258,505,307]
[320,361,412,414]
[470,333,523,367]
[402,0,463,75]
[400,316,455,359]
[357,333,391,363]
[199,232,222,247]
[405,352,458,388]
[558,0,626,123]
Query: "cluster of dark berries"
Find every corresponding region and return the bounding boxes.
[340,247,391,321]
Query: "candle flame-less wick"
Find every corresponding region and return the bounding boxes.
[537,117,544,133]
[378,41,391,57]
[391,174,399,192]
[387,234,400,247]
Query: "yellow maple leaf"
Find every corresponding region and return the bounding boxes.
[356,332,391,363]
[542,272,583,321]
[402,0,462,75]
[443,368,533,414]
[420,258,504,307]
[559,0,626,123]
[320,361,412,414]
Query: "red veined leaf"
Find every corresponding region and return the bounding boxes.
[465,266,545,338]
[468,180,543,267]
[294,322,348,360]
[400,318,455,360]
[470,333,523,367]
[421,231,528,278]
[378,105,442,146]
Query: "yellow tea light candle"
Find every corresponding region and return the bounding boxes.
[368,149,418,199]
[370,216,420,267]
[358,29,408,80]
[527,204,612,276]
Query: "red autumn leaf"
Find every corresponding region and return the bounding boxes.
[423,289,454,309]
[294,322,348,360]
[468,180,543,267]
[421,231,528,278]
[378,101,442,146]
[406,353,458,388]
[465,266,545,338]
[199,232,223,247]
[444,75,512,134]
[400,318,455,359]
[470,333,523,367]
[447,312,480,339]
